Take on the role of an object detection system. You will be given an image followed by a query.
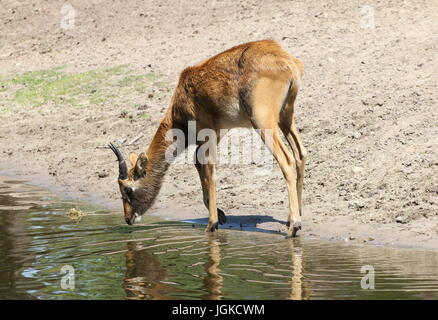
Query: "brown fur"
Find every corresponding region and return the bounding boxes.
[115,40,306,237]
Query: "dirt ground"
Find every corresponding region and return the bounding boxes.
[0,1,437,249]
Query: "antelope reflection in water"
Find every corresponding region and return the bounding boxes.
[122,234,226,300]
[202,233,225,300]
[288,239,310,300]
[123,241,182,300]
[122,231,310,300]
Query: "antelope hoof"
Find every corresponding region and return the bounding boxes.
[286,221,302,238]
[286,213,302,227]
[205,221,219,232]
[218,208,226,225]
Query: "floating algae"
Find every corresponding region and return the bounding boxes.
[66,207,85,221]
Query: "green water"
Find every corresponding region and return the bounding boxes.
[1,177,438,300]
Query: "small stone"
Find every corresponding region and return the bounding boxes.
[353,132,361,139]
[351,166,364,173]
[395,216,406,224]
[348,200,366,210]
[97,172,108,178]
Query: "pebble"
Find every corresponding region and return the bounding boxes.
[351,166,364,173]
[395,216,406,223]
[348,200,366,210]
[353,132,361,139]
[97,172,108,178]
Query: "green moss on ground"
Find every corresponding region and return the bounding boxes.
[0,65,164,109]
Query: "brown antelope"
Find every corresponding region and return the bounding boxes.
[109,40,306,237]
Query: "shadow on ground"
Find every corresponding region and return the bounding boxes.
[182,214,287,235]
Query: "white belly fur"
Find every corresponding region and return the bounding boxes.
[219,100,252,129]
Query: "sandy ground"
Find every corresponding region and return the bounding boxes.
[0,0,437,249]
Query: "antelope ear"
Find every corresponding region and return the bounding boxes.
[129,153,138,167]
[134,152,148,177]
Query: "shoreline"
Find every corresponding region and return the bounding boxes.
[1,167,437,252]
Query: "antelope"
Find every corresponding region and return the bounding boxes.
[109,40,306,237]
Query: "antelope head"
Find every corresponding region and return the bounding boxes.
[108,143,150,225]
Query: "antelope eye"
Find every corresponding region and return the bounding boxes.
[125,187,133,195]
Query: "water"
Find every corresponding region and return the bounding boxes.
[1,177,438,300]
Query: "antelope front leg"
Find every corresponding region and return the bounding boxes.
[195,161,226,230]
[194,141,225,232]
[201,163,219,232]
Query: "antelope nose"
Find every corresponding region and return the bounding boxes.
[125,217,132,225]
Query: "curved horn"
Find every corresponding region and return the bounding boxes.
[108,143,128,180]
